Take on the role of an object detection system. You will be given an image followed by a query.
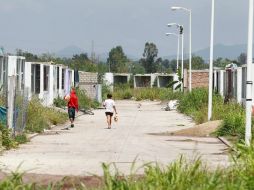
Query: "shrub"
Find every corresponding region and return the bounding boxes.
[178,88,209,116]
[113,85,181,101]
[14,134,29,145]
[177,88,250,141]
[53,96,66,108]
[217,108,245,139]
[26,98,68,133]
[0,124,17,150]
[75,88,100,109]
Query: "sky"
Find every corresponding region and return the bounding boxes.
[0,0,250,58]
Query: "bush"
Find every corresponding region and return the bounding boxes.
[0,124,17,150]
[112,85,181,101]
[217,107,245,139]
[53,96,66,108]
[26,98,68,133]
[177,88,250,141]
[178,88,209,116]
[75,88,100,110]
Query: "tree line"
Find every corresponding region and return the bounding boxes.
[15,43,247,74]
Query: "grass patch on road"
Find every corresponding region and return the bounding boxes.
[113,84,182,101]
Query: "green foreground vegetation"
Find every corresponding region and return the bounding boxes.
[1,87,253,189]
[1,144,254,189]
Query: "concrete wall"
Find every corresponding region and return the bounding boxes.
[184,69,209,89]
[79,71,98,99]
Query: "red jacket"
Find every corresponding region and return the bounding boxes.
[68,90,79,111]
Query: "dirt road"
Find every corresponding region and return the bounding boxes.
[0,101,228,176]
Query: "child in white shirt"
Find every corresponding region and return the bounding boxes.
[103,94,117,129]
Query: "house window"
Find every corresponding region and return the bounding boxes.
[31,64,41,94]
[57,67,60,89]
[21,59,25,90]
[16,59,21,90]
[43,65,49,91]
[31,65,35,93]
[62,69,65,89]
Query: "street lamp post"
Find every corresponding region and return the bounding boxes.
[165,32,180,70]
[168,23,184,91]
[208,0,215,121]
[245,0,253,146]
[171,6,192,92]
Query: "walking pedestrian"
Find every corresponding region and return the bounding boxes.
[103,93,117,129]
[66,87,79,128]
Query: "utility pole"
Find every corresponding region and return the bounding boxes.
[208,0,215,121]
[245,0,253,146]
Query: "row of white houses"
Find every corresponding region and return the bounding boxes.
[0,55,75,106]
[213,64,254,105]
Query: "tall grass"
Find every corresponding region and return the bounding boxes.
[177,88,247,140]
[113,84,182,101]
[26,98,68,133]
[76,88,100,109]
[3,143,254,189]
[100,144,254,190]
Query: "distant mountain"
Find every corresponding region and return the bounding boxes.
[163,44,253,61]
[56,45,85,58]
[194,44,249,61]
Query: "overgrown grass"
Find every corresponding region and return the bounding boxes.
[26,98,68,133]
[76,88,100,109]
[3,143,254,189]
[100,144,254,190]
[177,88,247,140]
[53,96,66,108]
[113,86,246,140]
[113,84,182,101]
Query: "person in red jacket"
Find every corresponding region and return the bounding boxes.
[67,87,79,128]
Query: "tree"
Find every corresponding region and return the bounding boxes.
[132,63,145,74]
[191,55,207,70]
[107,46,128,73]
[237,53,247,65]
[162,59,170,69]
[140,42,158,73]
[16,49,41,62]
[214,57,232,68]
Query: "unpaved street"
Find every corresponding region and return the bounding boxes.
[0,101,228,176]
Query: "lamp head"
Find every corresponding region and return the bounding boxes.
[171,6,182,10]
[167,23,177,27]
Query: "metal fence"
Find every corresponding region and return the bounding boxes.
[12,87,29,135]
[0,75,29,136]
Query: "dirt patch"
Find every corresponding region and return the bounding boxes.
[0,172,104,189]
[151,120,222,137]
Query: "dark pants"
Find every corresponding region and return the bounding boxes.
[68,107,76,120]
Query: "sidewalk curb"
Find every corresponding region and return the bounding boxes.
[27,133,39,140]
[27,113,85,140]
